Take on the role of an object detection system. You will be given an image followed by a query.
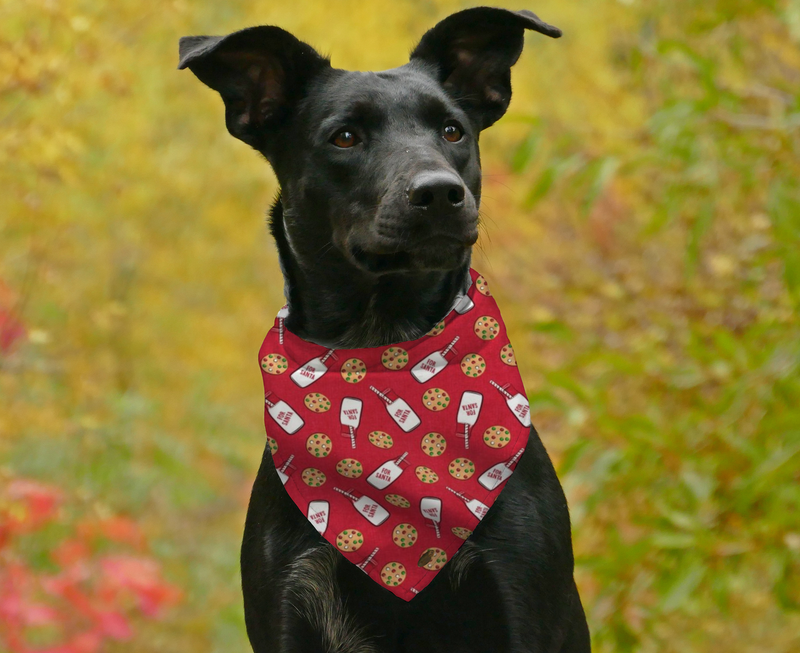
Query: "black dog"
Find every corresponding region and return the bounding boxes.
[179,7,590,652]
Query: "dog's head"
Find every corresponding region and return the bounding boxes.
[179,7,560,276]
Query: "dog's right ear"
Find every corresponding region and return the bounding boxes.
[178,26,330,151]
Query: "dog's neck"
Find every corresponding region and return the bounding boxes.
[269,200,470,349]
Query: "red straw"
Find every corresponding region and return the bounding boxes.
[445,486,469,502]
[489,380,512,399]
[505,448,525,468]
[333,487,358,501]
[441,335,460,356]
[357,547,379,571]
[369,386,392,404]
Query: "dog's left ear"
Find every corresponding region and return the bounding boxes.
[410,7,561,131]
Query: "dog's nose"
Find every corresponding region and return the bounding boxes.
[407,171,465,211]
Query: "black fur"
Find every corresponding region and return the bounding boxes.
[180,6,590,652]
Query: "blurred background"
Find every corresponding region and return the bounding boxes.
[2,0,799,651]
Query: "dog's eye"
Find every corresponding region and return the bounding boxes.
[331,130,361,148]
[443,122,464,143]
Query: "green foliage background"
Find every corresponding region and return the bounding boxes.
[2,0,800,650]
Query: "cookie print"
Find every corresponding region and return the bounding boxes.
[483,426,511,449]
[391,523,418,548]
[415,466,439,484]
[340,358,367,383]
[261,353,288,375]
[420,432,447,457]
[336,458,363,478]
[418,547,448,571]
[336,529,364,552]
[421,388,450,411]
[260,268,532,600]
[474,316,501,340]
[500,343,516,366]
[451,526,472,540]
[381,347,409,370]
[380,562,406,587]
[306,433,333,458]
[448,458,476,480]
[304,392,331,412]
[427,320,445,336]
[385,494,410,508]
[460,353,486,378]
[368,430,394,449]
[301,468,326,487]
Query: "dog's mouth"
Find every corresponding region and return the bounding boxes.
[349,246,414,274]
[348,234,474,274]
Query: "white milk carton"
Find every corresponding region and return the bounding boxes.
[333,488,390,526]
[276,454,296,485]
[366,452,409,489]
[369,386,421,432]
[339,397,363,449]
[291,349,337,388]
[456,391,483,449]
[307,500,330,534]
[452,293,474,314]
[419,496,442,538]
[265,392,304,434]
[489,380,531,427]
[477,448,525,491]
[410,336,460,383]
[446,486,489,521]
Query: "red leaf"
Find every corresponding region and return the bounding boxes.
[97,516,145,549]
[0,308,25,353]
[52,539,91,568]
[99,556,181,616]
[96,611,133,640]
[7,480,62,531]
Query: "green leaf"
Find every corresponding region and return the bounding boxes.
[581,156,620,218]
[660,559,706,611]
[511,127,543,174]
[651,532,697,549]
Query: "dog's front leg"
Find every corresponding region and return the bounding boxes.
[468,426,591,653]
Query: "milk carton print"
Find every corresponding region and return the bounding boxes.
[419,496,442,538]
[276,454,296,485]
[477,448,525,491]
[273,305,289,344]
[255,267,541,601]
[452,293,474,314]
[446,486,489,521]
[369,386,421,432]
[339,397,363,448]
[307,500,330,534]
[291,349,337,388]
[456,391,483,449]
[333,488,390,526]
[265,392,304,434]
[410,336,459,383]
[366,452,409,489]
[489,380,531,427]
[356,547,380,573]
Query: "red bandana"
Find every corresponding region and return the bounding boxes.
[258,269,530,601]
